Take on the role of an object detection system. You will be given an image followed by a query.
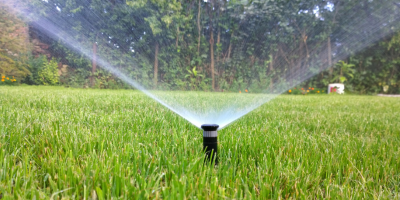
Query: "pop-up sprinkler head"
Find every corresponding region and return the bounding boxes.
[201,124,219,163]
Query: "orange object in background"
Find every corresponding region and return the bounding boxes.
[245,89,248,92]
[289,90,292,93]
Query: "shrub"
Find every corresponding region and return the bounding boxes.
[287,87,325,95]
[0,75,18,86]
[25,56,59,85]
[38,58,59,85]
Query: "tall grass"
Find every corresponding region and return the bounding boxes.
[0,86,399,199]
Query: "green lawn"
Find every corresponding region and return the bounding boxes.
[0,86,399,199]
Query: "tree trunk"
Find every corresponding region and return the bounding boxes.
[91,42,97,87]
[226,31,234,61]
[154,42,159,89]
[210,26,215,91]
[217,26,220,64]
[303,35,309,59]
[224,21,242,63]
[176,25,179,48]
[209,1,215,91]
[328,36,333,76]
[269,54,274,91]
[197,0,201,55]
[216,4,221,64]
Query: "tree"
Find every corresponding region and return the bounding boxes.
[207,0,215,90]
[0,2,30,78]
[10,0,400,94]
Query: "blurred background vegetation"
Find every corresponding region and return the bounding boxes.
[0,0,399,94]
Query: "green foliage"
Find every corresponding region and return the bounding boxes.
[185,66,206,90]
[25,56,59,85]
[38,57,60,85]
[25,55,47,85]
[331,61,355,83]
[0,2,30,79]
[287,87,325,95]
[2,0,399,94]
[0,75,18,86]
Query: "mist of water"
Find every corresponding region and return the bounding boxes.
[4,0,400,129]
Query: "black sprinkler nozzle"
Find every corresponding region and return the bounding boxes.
[201,124,219,163]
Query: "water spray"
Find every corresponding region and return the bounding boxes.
[6,0,400,134]
[201,124,219,163]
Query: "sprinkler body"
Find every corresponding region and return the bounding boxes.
[201,124,219,163]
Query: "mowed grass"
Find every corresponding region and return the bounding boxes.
[0,86,399,199]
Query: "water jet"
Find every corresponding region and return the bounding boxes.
[201,124,219,163]
[4,0,400,132]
